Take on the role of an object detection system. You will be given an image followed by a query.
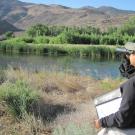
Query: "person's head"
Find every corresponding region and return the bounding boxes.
[118,42,135,78]
[124,42,135,67]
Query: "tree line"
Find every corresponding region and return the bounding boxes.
[5,17,135,45]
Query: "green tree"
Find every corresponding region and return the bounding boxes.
[27,24,49,37]
[118,17,135,36]
[5,31,14,39]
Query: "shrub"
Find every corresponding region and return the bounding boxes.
[4,31,14,39]
[51,32,74,44]
[27,24,49,37]
[34,36,50,44]
[22,37,34,43]
[0,70,6,84]
[3,37,25,45]
[0,80,39,118]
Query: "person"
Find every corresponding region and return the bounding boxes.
[94,42,135,135]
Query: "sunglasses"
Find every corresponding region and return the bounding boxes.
[124,51,135,59]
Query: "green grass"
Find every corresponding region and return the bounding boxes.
[0,80,39,118]
[100,77,125,91]
[0,39,116,59]
[53,123,96,135]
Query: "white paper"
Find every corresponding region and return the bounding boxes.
[96,97,122,119]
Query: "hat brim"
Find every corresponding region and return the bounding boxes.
[125,42,135,51]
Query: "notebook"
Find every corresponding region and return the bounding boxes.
[94,90,135,134]
[94,89,122,119]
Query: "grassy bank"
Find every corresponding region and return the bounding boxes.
[0,40,116,59]
[2,17,135,59]
[0,68,125,135]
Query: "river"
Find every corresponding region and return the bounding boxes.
[0,53,121,79]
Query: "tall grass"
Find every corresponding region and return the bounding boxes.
[0,40,116,59]
[0,80,39,118]
[0,70,6,84]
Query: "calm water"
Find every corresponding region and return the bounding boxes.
[0,54,121,79]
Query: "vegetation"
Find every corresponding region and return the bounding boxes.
[0,17,135,58]
[0,68,125,135]
[0,41,116,59]
[4,31,14,39]
[53,123,95,135]
[0,13,133,135]
[25,17,135,45]
[0,80,39,118]
[100,77,125,91]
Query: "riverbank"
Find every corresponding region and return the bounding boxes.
[0,68,125,135]
[2,17,135,59]
[0,41,116,59]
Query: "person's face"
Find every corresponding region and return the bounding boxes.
[129,53,135,67]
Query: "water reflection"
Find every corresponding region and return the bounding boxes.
[0,53,121,79]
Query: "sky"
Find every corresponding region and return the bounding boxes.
[20,0,135,11]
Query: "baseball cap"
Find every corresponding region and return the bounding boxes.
[125,42,135,51]
[116,42,135,54]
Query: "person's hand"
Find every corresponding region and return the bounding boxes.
[94,119,101,129]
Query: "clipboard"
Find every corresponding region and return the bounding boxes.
[94,89,122,119]
[94,89,135,134]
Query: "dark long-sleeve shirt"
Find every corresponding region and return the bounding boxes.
[99,75,135,128]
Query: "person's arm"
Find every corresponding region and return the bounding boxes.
[99,78,135,128]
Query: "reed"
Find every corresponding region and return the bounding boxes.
[0,40,116,59]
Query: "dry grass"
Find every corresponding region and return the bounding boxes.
[0,67,124,135]
[5,67,101,105]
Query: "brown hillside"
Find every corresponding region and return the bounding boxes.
[0,0,135,32]
[0,20,19,34]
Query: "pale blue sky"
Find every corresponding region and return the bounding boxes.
[20,0,135,11]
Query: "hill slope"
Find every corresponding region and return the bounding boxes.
[0,20,19,34]
[0,0,135,32]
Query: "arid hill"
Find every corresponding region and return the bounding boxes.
[0,0,135,34]
[0,20,19,34]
